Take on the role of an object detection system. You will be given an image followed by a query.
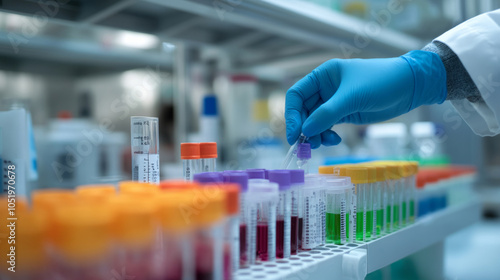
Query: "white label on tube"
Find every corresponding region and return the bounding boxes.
[350,186,356,243]
[268,205,276,261]
[248,206,257,265]
[340,197,346,244]
[133,154,159,183]
[231,217,239,271]
[284,192,291,258]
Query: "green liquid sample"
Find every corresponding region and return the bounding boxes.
[386,205,392,231]
[402,201,407,224]
[366,210,373,238]
[356,211,364,240]
[393,204,400,228]
[376,209,384,235]
[326,213,349,245]
[409,200,415,222]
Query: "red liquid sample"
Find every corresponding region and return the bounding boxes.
[256,223,269,261]
[276,219,285,259]
[291,216,299,255]
[223,243,231,280]
[239,224,247,265]
[195,238,214,280]
[298,217,303,250]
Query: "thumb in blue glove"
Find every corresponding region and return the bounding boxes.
[285,50,447,148]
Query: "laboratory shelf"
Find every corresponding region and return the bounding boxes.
[0,0,425,69]
[234,199,481,280]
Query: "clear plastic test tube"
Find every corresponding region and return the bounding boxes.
[385,164,400,232]
[409,162,419,222]
[269,170,292,259]
[346,167,369,242]
[131,116,160,184]
[301,174,322,250]
[370,165,387,236]
[296,143,311,173]
[325,176,352,245]
[222,172,249,268]
[180,143,200,181]
[248,181,279,262]
[200,142,217,172]
[289,169,304,255]
[359,165,376,239]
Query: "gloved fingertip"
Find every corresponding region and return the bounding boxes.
[321,130,342,146]
[307,135,321,149]
[286,120,299,145]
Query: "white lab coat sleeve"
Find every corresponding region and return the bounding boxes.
[434,9,500,136]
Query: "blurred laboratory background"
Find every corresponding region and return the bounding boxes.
[0,0,500,279]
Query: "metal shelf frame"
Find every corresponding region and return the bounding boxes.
[234,199,481,280]
[0,0,425,70]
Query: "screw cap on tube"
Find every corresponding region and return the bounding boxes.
[297,143,311,160]
[264,169,269,179]
[358,165,376,183]
[194,172,224,183]
[268,170,291,190]
[159,180,200,190]
[346,167,369,184]
[223,172,249,192]
[207,183,240,215]
[76,185,116,199]
[200,142,217,159]
[318,166,333,174]
[290,169,305,184]
[370,165,387,182]
[246,169,266,179]
[180,143,200,160]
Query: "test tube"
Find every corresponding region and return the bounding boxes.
[248,181,279,262]
[401,162,411,226]
[269,170,292,259]
[192,186,225,280]
[200,142,217,172]
[156,191,195,280]
[296,143,311,173]
[131,116,160,184]
[301,175,322,250]
[218,183,240,279]
[181,143,201,181]
[289,169,304,255]
[346,166,369,242]
[385,164,400,232]
[109,196,158,280]
[358,165,376,239]
[409,161,419,222]
[281,134,307,169]
[369,165,387,236]
[9,210,48,280]
[222,172,250,268]
[52,203,114,280]
[325,176,352,245]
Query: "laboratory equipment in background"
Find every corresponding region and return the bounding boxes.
[181,143,201,181]
[411,122,446,160]
[130,116,160,184]
[365,123,408,158]
[37,117,100,189]
[216,74,259,163]
[200,142,218,172]
[0,102,37,196]
[200,95,220,143]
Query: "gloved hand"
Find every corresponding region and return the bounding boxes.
[285,50,447,148]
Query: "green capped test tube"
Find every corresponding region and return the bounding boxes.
[346,167,369,242]
[325,176,352,245]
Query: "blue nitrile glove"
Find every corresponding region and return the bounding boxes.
[285,50,447,148]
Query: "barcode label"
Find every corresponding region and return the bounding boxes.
[248,207,257,265]
[133,154,159,183]
[340,197,346,244]
[350,186,356,243]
